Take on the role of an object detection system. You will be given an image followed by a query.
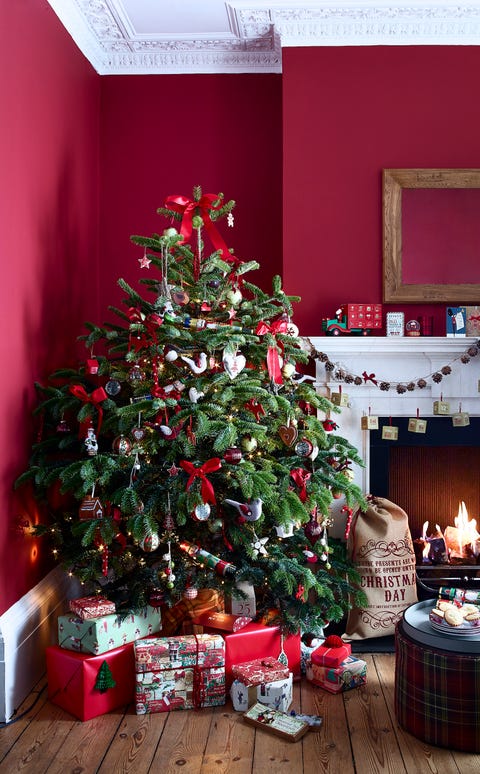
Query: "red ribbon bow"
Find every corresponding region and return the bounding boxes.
[69,385,107,435]
[164,193,230,260]
[290,468,311,502]
[362,371,377,385]
[255,319,289,385]
[179,458,222,504]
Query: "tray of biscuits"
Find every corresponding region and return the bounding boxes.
[429,599,480,635]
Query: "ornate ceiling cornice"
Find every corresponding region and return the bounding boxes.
[47,2,480,75]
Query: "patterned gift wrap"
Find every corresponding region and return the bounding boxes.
[311,641,351,668]
[232,656,290,687]
[230,672,292,712]
[395,622,480,753]
[306,655,367,694]
[134,633,225,714]
[69,595,116,619]
[58,606,162,655]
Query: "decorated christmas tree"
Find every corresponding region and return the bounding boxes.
[17,186,366,634]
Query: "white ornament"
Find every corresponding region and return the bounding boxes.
[164,348,179,362]
[180,352,207,374]
[275,522,295,538]
[189,387,204,403]
[252,535,269,558]
[223,351,246,379]
[84,428,98,456]
[224,498,263,522]
[227,213,234,227]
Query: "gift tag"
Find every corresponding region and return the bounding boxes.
[433,400,450,415]
[452,412,470,427]
[331,391,349,407]
[361,415,379,430]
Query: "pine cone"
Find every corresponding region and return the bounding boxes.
[407,382,415,391]
[461,355,470,364]
[432,372,443,383]
[354,376,363,386]
[468,346,479,357]
[325,361,335,372]
[417,379,427,389]
[379,382,390,391]
[344,374,354,384]
[441,365,452,375]
[396,384,407,394]
[319,352,329,362]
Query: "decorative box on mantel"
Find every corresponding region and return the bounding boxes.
[308,337,480,532]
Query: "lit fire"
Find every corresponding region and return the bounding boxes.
[443,501,480,561]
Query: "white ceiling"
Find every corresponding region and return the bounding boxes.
[47,1,480,75]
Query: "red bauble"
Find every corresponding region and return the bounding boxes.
[304,513,323,546]
[223,447,243,464]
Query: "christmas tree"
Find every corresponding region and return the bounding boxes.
[17,186,366,634]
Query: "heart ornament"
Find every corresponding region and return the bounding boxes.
[278,424,298,446]
[223,351,246,380]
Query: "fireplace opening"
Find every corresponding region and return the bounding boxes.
[369,416,480,590]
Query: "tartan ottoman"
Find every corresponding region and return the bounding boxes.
[395,617,480,752]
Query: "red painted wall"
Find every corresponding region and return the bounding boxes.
[0,0,100,614]
[283,46,480,335]
[98,75,282,314]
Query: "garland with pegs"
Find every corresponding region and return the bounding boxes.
[303,338,480,393]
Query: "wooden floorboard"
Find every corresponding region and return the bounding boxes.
[0,654,479,774]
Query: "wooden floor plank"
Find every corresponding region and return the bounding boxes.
[148,703,214,774]
[300,679,355,774]
[96,705,169,774]
[0,682,49,761]
[250,681,303,773]
[45,707,126,774]
[344,654,407,774]
[200,706,255,774]
[373,654,462,774]
[0,700,77,773]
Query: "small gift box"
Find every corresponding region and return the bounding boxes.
[134,633,225,714]
[46,643,135,721]
[243,702,310,742]
[306,655,367,694]
[232,656,290,687]
[331,391,349,407]
[230,672,293,712]
[191,611,252,632]
[58,606,162,655]
[69,595,116,620]
[361,415,379,430]
[382,425,398,441]
[408,417,427,434]
[310,635,351,668]
[433,400,450,415]
[452,412,470,427]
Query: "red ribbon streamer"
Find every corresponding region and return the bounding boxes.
[256,319,288,385]
[69,385,107,435]
[179,458,222,504]
[164,194,230,260]
[290,468,311,502]
[244,399,266,421]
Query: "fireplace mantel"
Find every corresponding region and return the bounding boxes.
[307,336,480,535]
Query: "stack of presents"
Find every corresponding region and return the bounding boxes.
[46,588,367,723]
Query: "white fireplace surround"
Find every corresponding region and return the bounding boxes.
[308,336,480,535]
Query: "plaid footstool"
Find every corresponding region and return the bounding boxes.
[395,621,480,752]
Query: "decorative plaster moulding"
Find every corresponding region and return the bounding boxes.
[47,1,480,75]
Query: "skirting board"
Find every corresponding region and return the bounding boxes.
[0,566,81,723]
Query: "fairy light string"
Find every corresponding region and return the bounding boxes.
[305,338,480,393]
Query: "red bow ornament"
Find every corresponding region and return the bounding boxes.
[69,385,107,435]
[290,468,311,502]
[164,193,230,260]
[255,319,289,385]
[179,458,222,504]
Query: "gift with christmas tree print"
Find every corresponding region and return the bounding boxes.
[16,185,366,635]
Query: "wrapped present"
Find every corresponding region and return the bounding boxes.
[306,655,367,694]
[69,595,116,620]
[191,611,252,632]
[160,588,223,636]
[46,643,135,721]
[310,635,351,668]
[232,657,290,687]
[243,702,310,742]
[230,672,292,712]
[58,605,162,655]
[208,622,300,687]
[134,633,225,714]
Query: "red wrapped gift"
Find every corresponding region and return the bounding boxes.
[191,611,252,632]
[310,635,351,668]
[213,622,300,687]
[69,595,116,620]
[232,656,290,687]
[46,643,135,721]
[306,655,367,694]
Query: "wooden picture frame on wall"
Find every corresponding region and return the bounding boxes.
[383,169,480,303]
